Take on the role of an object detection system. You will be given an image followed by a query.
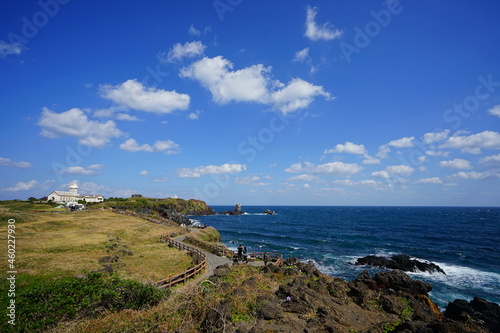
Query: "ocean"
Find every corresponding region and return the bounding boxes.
[192,206,500,309]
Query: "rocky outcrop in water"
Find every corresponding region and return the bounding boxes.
[219,203,245,215]
[355,254,446,274]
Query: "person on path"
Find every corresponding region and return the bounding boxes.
[237,244,243,262]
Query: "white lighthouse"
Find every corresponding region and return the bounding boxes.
[69,183,79,195]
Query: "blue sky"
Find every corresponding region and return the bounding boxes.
[1,0,500,206]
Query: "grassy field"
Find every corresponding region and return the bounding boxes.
[0,209,194,283]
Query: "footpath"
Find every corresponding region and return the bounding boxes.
[172,233,264,284]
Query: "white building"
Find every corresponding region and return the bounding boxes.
[47,184,104,205]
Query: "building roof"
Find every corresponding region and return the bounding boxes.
[49,191,78,197]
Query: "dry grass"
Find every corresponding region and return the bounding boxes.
[0,210,193,282]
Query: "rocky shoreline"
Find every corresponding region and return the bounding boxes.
[205,258,500,333]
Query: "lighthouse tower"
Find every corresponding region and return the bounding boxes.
[69,183,79,196]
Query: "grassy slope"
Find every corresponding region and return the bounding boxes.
[0,210,193,283]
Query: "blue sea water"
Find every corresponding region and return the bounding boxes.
[192,206,500,308]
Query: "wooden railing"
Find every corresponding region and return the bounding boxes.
[244,251,283,265]
[153,237,207,289]
[184,235,232,257]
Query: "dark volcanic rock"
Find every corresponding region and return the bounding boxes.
[445,297,500,333]
[356,254,446,274]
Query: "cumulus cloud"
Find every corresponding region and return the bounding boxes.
[284,161,362,175]
[0,41,23,58]
[387,136,415,148]
[414,177,443,184]
[59,164,104,175]
[422,130,450,144]
[324,141,367,155]
[385,165,415,176]
[426,150,450,157]
[180,56,332,114]
[234,174,271,186]
[371,171,390,179]
[305,6,343,41]
[450,171,499,180]
[0,157,31,168]
[440,131,500,153]
[163,41,206,63]
[293,47,310,62]
[487,105,500,118]
[139,170,149,176]
[38,107,123,148]
[100,79,190,114]
[438,158,472,170]
[178,163,246,178]
[119,138,180,154]
[287,174,319,182]
[376,145,391,159]
[332,179,381,186]
[480,153,500,167]
[372,165,415,179]
[2,180,39,192]
[115,113,140,121]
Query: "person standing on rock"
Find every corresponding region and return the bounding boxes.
[237,244,243,262]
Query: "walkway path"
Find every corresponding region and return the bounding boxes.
[172,233,264,283]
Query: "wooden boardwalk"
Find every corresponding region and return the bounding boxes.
[153,232,281,289]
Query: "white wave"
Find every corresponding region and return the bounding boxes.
[408,261,500,298]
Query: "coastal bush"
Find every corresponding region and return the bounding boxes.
[1,272,168,332]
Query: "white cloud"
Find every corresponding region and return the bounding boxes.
[387,136,415,148]
[180,56,331,114]
[38,107,123,148]
[234,175,271,186]
[324,141,367,155]
[115,113,140,121]
[362,156,381,165]
[139,170,149,176]
[450,171,498,180]
[487,105,500,118]
[371,171,390,179]
[438,158,472,170]
[187,110,202,120]
[305,6,343,41]
[163,41,206,63]
[414,177,443,184]
[376,145,391,159]
[426,150,450,157]
[100,79,190,114]
[284,161,362,175]
[188,24,201,36]
[372,165,414,179]
[270,78,332,114]
[332,179,381,186]
[422,129,450,144]
[0,157,31,168]
[59,164,104,175]
[2,180,39,192]
[154,140,181,154]
[120,138,180,154]
[0,41,23,58]
[286,174,319,182]
[120,138,154,152]
[178,163,246,178]
[154,177,169,183]
[440,131,500,153]
[480,153,500,167]
[385,165,415,176]
[293,47,310,62]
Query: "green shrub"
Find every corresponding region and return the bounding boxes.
[0,272,168,332]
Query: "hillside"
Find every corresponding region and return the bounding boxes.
[91,197,216,225]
